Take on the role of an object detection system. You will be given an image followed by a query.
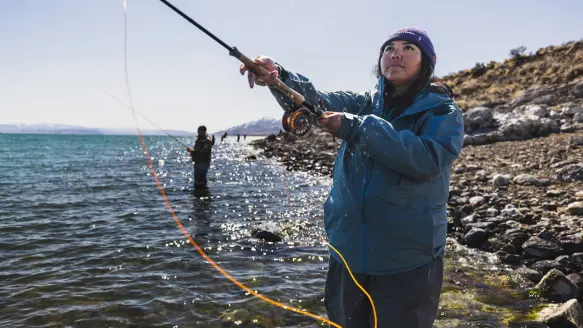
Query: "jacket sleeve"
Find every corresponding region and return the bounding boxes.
[268,65,370,115]
[337,103,464,181]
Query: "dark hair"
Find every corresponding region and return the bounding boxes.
[373,51,434,99]
[197,125,207,132]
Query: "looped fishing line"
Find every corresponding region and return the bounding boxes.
[119,1,376,327]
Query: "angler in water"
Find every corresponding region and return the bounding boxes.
[186,125,215,189]
[240,27,464,328]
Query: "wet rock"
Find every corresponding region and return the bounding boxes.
[534,269,580,303]
[497,251,521,265]
[539,299,583,328]
[251,230,283,243]
[503,230,530,250]
[523,237,564,259]
[515,267,544,283]
[245,155,257,160]
[464,228,488,247]
[557,235,583,254]
[532,260,563,275]
[567,273,583,289]
[219,309,251,325]
[566,202,583,216]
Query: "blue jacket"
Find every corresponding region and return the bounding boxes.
[269,68,465,275]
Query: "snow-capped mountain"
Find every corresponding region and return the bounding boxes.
[0,123,196,136]
[211,117,281,136]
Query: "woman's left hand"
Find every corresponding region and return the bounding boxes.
[318,111,343,136]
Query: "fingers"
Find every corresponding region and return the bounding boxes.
[240,56,278,88]
[248,69,255,88]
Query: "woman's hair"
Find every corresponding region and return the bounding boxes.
[373,50,435,99]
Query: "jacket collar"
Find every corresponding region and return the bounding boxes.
[375,76,452,119]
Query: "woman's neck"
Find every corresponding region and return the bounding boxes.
[390,84,411,97]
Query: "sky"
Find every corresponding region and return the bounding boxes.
[1,0,582,134]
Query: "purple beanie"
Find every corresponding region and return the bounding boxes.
[381,27,436,71]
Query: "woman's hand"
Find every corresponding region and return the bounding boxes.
[318,112,343,137]
[239,55,280,88]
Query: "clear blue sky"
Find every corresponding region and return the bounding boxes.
[1,0,582,133]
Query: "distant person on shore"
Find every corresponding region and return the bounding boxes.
[239,27,464,327]
[237,134,241,142]
[221,132,227,142]
[186,125,215,189]
[244,134,247,140]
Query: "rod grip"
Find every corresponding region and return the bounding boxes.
[230,47,305,106]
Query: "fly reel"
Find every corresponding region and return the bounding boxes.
[281,108,315,137]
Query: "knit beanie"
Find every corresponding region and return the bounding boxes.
[381,27,436,71]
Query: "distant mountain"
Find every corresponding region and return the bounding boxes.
[212,117,281,136]
[0,123,196,136]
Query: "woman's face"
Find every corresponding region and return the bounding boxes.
[380,40,422,87]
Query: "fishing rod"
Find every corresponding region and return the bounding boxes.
[106,92,190,148]
[156,0,323,137]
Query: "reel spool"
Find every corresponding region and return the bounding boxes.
[282,108,313,136]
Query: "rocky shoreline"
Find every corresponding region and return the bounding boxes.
[251,117,583,323]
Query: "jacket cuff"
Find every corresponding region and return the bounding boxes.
[337,113,360,142]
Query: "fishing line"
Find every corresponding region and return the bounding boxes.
[106,92,189,148]
[120,1,376,327]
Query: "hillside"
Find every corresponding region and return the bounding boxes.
[438,40,583,111]
[211,117,281,136]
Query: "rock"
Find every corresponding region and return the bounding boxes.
[219,309,251,325]
[534,269,580,303]
[571,80,583,98]
[547,190,566,197]
[265,134,278,142]
[572,253,583,264]
[532,260,562,275]
[251,230,283,243]
[512,85,555,107]
[463,107,494,132]
[520,104,550,118]
[561,105,583,116]
[574,113,583,124]
[245,155,257,160]
[556,164,583,182]
[523,237,563,259]
[566,202,583,216]
[492,174,512,186]
[567,273,583,289]
[503,230,530,250]
[515,267,544,283]
[577,192,583,200]
[495,112,552,140]
[486,208,499,217]
[514,174,543,186]
[469,196,486,206]
[557,235,583,253]
[497,251,521,265]
[464,228,488,247]
[539,299,583,328]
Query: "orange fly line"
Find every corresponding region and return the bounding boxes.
[118,1,377,327]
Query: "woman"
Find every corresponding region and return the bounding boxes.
[240,27,464,328]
